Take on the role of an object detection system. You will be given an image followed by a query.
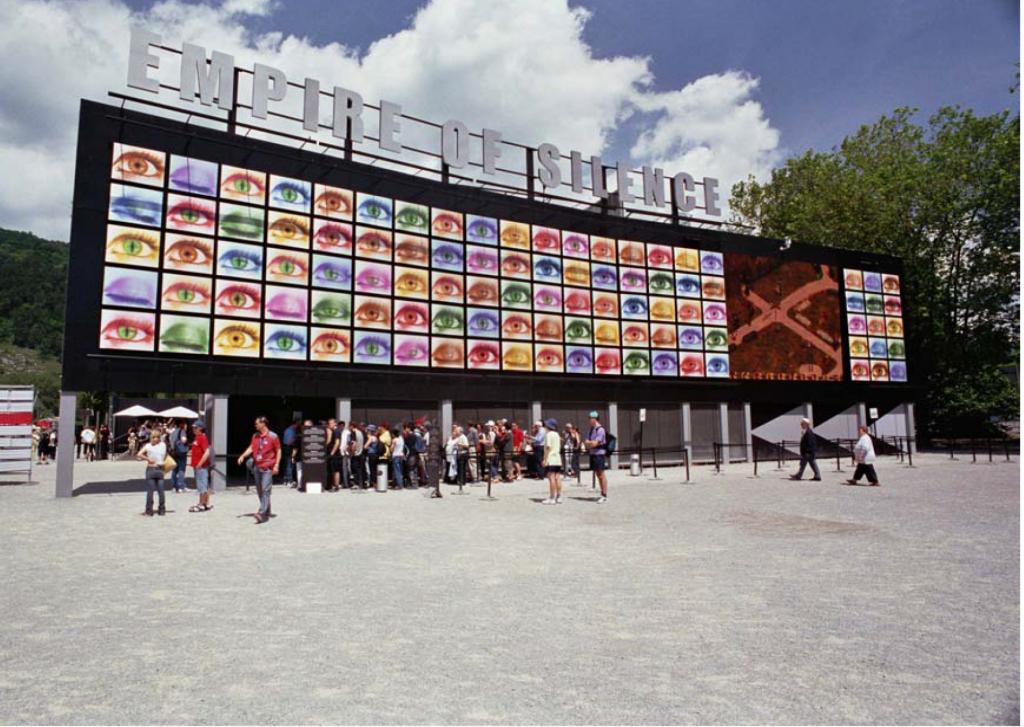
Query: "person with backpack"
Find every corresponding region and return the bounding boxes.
[170,423,190,493]
[585,411,610,504]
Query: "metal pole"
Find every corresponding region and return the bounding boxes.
[1005,438,1011,462]
[776,440,783,470]
[971,438,977,463]
[715,443,721,475]
[835,439,842,472]
[907,441,913,467]
[684,448,690,482]
[649,448,660,480]
[753,446,758,478]
[987,438,993,463]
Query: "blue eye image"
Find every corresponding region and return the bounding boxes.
[533,256,562,282]
[264,325,308,359]
[863,272,883,292]
[356,194,393,226]
[676,274,701,298]
[621,296,648,319]
[431,241,465,271]
[846,293,865,312]
[466,215,498,245]
[889,362,907,381]
[700,252,724,274]
[565,346,594,374]
[109,184,163,226]
[678,326,703,350]
[312,256,352,290]
[217,243,264,280]
[353,332,392,364]
[592,265,618,290]
[467,308,499,339]
[269,176,311,211]
[869,339,888,357]
[652,352,678,376]
[706,354,729,377]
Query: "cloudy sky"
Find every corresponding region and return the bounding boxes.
[0,0,1018,240]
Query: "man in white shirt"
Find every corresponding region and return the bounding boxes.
[848,425,880,486]
[81,426,97,462]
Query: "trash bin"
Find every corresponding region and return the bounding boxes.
[375,463,389,492]
[630,454,640,476]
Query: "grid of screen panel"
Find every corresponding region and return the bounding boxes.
[843,268,907,382]
[100,144,733,376]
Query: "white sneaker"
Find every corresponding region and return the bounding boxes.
[597,496,607,504]
[555,497,563,504]
[542,498,556,505]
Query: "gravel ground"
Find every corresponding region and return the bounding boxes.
[0,453,1018,725]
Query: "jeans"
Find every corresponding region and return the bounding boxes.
[145,466,165,513]
[852,463,878,484]
[281,444,294,482]
[172,456,187,491]
[392,456,405,488]
[341,454,351,488]
[352,455,365,488]
[255,467,272,517]
[571,451,581,476]
[796,454,821,479]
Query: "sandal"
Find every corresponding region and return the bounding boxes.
[189,505,203,513]
[202,504,213,511]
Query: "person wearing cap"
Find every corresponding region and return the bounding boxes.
[585,411,609,503]
[531,421,546,480]
[189,419,212,512]
[541,418,563,504]
[481,421,497,483]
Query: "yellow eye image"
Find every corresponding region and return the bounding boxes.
[268,213,311,248]
[394,268,428,299]
[213,320,261,357]
[105,225,160,267]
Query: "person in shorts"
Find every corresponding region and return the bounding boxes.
[585,411,609,504]
[237,416,280,524]
[541,418,563,505]
[189,420,212,512]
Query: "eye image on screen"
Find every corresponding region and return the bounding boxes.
[431,209,464,240]
[465,245,499,275]
[534,315,563,342]
[849,337,869,358]
[353,261,391,295]
[313,185,353,220]
[594,347,621,375]
[622,349,651,376]
[648,271,675,296]
[563,289,591,316]
[431,272,464,303]
[431,240,464,271]
[501,311,533,340]
[263,323,307,360]
[590,237,615,263]
[500,250,531,279]
[562,232,589,259]
[466,308,499,339]
[467,339,500,370]
[212,319,260,357]
[700,251,724,275]
[675,273,700,299]
[266,249,309,285]
[870,360,889,382]
[889,361,907,382]
[394,334,429,367]
[310,327,351,363]
[647,245,673,269]
[103,267,157,309]
[393,301,429,333]
[264,285,308,322]
[466,276,499,307]
[651,324,676,349]
[679,352,704,377]
[565,346,593,374]
[850,359,870,381]
[353,296,391,330]
[866,316,886,337]
[218,203,265,242]
[500,281,531,310]
[221,166,266,204]
[882,274,900,294]
[499,221,530,249]
[431,337,465,368]
[105,225,161,268]
[466,215,498,245]
[563,260,590,288]
[267,212,311,249]
[394,267,429,299]
[593,320,619,346]
[652,351,678,376]
[163,234,213,274]
[217,241,263,280]
[168,156,218,196]
[394,202,429,234]
[160,273,212,314]
[355,227,393,260]
[502,342,532,371]
[533,256,562,284]
[591,265,617,291]
[593,292,618,319]
[705,353,730,377]
[649,297,675,323]
[352,331,391,365]
[311,291,352,326]
[165,194,216,234]
[99,309,156,351]
[621,295,648,320]
[269,175,312,213]
[312,219,353,255]
[675,247,699,272]
[112,144,166,187]
[311,255,352,290]
[215,280,262,319]
[532,227,561,254]
[533,286,562,312]
[621,322,649,348]
[843,269,907,382]
[431,305,465,336]
[618,240,645,267]
[564,318,592,345]
[535,345,564,373]
[158,314,209,355]
[109,183,163,227]
[844,269,863,290]
[394,234,429,267]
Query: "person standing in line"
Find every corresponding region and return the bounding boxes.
[790,417,822,481]
[237,416,280,524]
[81,425,96,462]
[541,418,564,505]
[585,411,609,504]
[128,426,138,456]
[188,420,212,512]
[378,423,392,484]
[465,423,479,482]
[350,422,366,489]
[281,418,299,486]
[510,422,524,480]
[481,421,497,483]
[402,424,418,487]
[35,427,47,465]
[390,427,406,489]
[848,425,881,486]
[531,422,546,479]
[137,430,168,517]
[170,422,190,493]
[366,425,383,488]
[564,424,581,478]
[325,417,338,491]
[99,424,111,460]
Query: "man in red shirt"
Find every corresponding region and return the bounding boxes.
[511,422,525,480]
[189,420,212,513]
[237,416,281,524]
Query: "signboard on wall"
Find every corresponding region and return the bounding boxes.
[0,386,35,476]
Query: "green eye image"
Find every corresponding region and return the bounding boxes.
[312,295,351,323]
[865,295,884,313]
[431,307,465,335]
[623,351,650,374]
[395,203,429,233]
[649,272,673,292]
[501,283,531,308]
[705,329,728,349]
[159,319,209,354]
[219,206,265,240]
[565,318,592,343]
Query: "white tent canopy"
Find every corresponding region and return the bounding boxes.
[158,406,200,419]
[113,405,159,418]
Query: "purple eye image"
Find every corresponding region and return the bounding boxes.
[678,326,703,349]
[565,346,593,374]
[700,251,724,274]
[534,286,562,311]
[591,265,618,290]
[848,315,867,334]
[264,286,308,321]
[703,302,727,324]
[562,233,590,259]
[863,272,882,292]
[102,267,158,309]
[465,215,498,245]
[354,261,391,293]
[394,334,430,367]
[169,157,218,196]
[652,351,678,376]
[889,362,907,381]
[465,245,498,274]
[312,255,352,290]
[619,267,647,292]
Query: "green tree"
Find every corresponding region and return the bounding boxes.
[730,103,1019,438]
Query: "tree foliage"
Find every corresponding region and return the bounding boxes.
[730,104,1019,437]
[0,228,68,358]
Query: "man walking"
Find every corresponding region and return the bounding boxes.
[237,416,280,524]
[790,417,822,481]
[585,411,609,503]
[848,425,881,486]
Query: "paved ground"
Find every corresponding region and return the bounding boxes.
[0,453,1018,725]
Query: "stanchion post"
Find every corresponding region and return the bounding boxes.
[753,446,758,478]
[907,441,913,467]
[1004,438,1011,462]
[776,441,783,470]
[835,439,842,472]
[650,448,661,480]
[971,438,977,463]
[987,438,993,463]
[949,439,955,460]
[684,448,690,483]
[714,443,721,475]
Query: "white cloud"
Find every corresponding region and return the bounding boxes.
[0,0,780,239]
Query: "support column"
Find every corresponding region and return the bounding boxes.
[719,402,729,462]
[803,401,814,426]
[531,401,542,426]
[441,399,453,437]
[55,390,77,498]
[608,401,619,470]
[856,402,868,429]
[335,397,351,425]
[743,402,753,462]
[210,394,229,492]
[681,402,692,462]
[905,402,917,454]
